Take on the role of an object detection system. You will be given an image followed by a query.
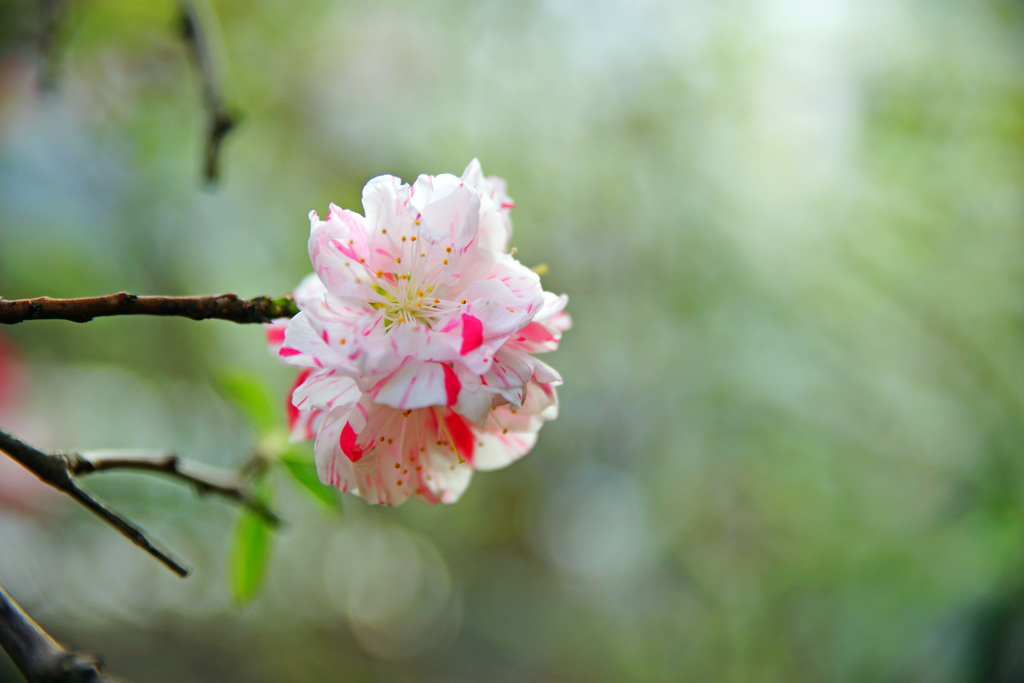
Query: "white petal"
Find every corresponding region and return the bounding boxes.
[419,450,473,504]
[361,175,409,234]
[472,428,538,472]
[418,181,481,252]
[455,380,492,427]
[314,408,361,494]
[367,360,447,410]
[293,272,328,309]
[292,369,360,411]
[308,210,369,298]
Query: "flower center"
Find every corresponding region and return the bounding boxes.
[374,278,452,330]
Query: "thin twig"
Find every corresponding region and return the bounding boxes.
[0,428,191,577]
[0,293,298,325]
[178,0,239,184]
[0,582,122,682]
[70,450,281,526]
[36,0,69,93]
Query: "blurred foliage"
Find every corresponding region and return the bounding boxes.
[230,475,273,607]
[279,445,342,510]
[2,0,1024,681]
[215,368,278,435]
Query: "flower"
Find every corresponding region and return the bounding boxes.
[270,160,569,505]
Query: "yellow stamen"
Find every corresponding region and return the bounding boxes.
[434,406,465,464]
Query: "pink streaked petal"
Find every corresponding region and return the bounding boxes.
[536,291,569,320]
[314,408,361,492]
[460,276,543,341]
[339,422,363,462]
[414,467,443,504]
[443,411,476,464]
[302,410,324,441]
[443,364,461,407]
[369,360,448,410]
[308,211,369,299]
[292,368,361,411]
[481,347,534,404]
[286,368,313,432]
[460,314,484,355]
[282,309,358,372]
[266,324,286,346]
[516,321,555,344]
[386,319,461,366]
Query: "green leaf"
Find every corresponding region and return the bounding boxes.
[279,445,340,510]
[216,369,278,434]
[230,484,274,606]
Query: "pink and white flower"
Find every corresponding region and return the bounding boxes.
[270,160,569,505]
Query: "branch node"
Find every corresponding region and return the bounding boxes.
[0,428,299,577]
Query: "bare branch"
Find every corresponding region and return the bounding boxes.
[178,0,239,184]
[0,293,298,325]
[0,428,191,578]
[70,450,281,527]
[0,582,122,682]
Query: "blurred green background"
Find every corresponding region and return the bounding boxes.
[2,0,1024,680]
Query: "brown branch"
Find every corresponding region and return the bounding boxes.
[0,582,122,682]
[69,450,281,527]
[0,293,298,325]
[0,428,191,578]
[178,0,240,184]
